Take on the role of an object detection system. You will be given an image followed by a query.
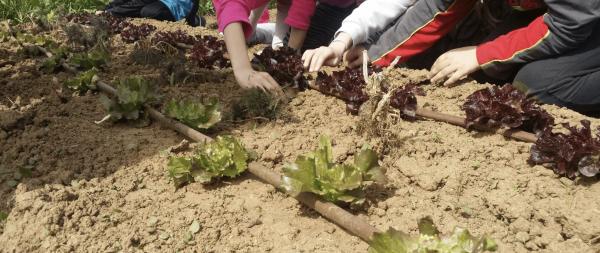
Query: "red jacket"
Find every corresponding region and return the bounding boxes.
[370,0,600,77]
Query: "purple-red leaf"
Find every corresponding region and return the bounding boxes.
[120,23,156,43]
[189,36,229,69]
[528,120,600,178]
[389,84,425,120]
[314,67,379,115]
[462,85,554,133]
[252,47,307,90]
[152,30,199,46]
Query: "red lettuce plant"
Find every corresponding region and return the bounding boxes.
[189,36,229,69]
[251,46,307,90]
[314,67,376,115]
[152,30,199,46]
[120,23,157,43]
[389,84,425,120]
[462,85,554,133]
[528,120,600,178]
[67,12,130,34]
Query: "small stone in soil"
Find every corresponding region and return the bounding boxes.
[147,217,159,227]
[189,220,201,234]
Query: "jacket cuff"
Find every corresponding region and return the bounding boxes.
[336,22,366,46]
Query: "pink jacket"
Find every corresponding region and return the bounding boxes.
[213,0,315,38]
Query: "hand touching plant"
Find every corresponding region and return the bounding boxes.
[224,22,282,94]
[302,32,353,72]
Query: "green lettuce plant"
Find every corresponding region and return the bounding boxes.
[69,42,109,70]
[281,135,386,204]
[369,217,497,253]
[39,47,68,73]
[164,98,221,130]
[168,136,249,187]
[64,68,99,94]
[99,76,159,123]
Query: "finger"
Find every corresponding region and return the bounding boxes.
[343,50,356,63]
[430,55,449,78]
[309,51,322,72]
[302,50,314,69]
[431,65,456,84]
[264,73,281,91]
[348,56,362,68]
[312,53,327,72]
[444,69,467,87]
[259,73,282,95]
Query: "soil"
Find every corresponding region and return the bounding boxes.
[1,15,600,253]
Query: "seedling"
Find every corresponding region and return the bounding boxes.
[120,23,156,43]
[189,35,229,69]
[281,135,386,204]
[314,67,373,115]
[529,120,600,178]
[252,46,307,89]
[167,136,249,187]
[462,85,554,133]
[69,42,110,70]
[164,98,222,130]
[369,217,497,253]
[64,68,99,94]
[98,76,160,125]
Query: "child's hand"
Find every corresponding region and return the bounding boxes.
[344,45,366,68]
[302,45,344,72]
[235,68,282,94]
[429,46,480,86]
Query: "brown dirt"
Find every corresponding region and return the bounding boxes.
[1,16,599,253]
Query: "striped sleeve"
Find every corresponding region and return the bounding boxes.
[369,0,477,66]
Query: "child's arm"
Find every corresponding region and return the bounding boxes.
[302,0,416,71]
[279,0,315,49]
[288,28,307,50]
[224,22,281,92]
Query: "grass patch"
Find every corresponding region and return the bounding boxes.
[0,0,108,23]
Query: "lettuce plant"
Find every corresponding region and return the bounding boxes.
[167,136,249,187]
[369,217,497,253]
[152,30,198,46]
[389,84,425,120]
[120,23,156,43]
[64,68,99,94]
[462,85,554,133]
[99,76,160,122]
[69,43,110,70]
[251,46,307,89]
[39,47,68,73]
[314,67,382,115]
[281,136,386,204]
[528,120,600,178]
[164,98,221,130]
[189,36,229,69]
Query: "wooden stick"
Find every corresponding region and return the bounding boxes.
[95,80,380,243]
[416,108,538,143]
[308,82,537,143]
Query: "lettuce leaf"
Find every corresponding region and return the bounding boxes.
[64,68,99,94]
[69,43,110,70]
[164,98,221,130]
[100,76,160,122]
[281,135,386,204]
[528,120,600,178]
[167,136,249,187]
[462,85,554,133]
[369,217,497,253]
